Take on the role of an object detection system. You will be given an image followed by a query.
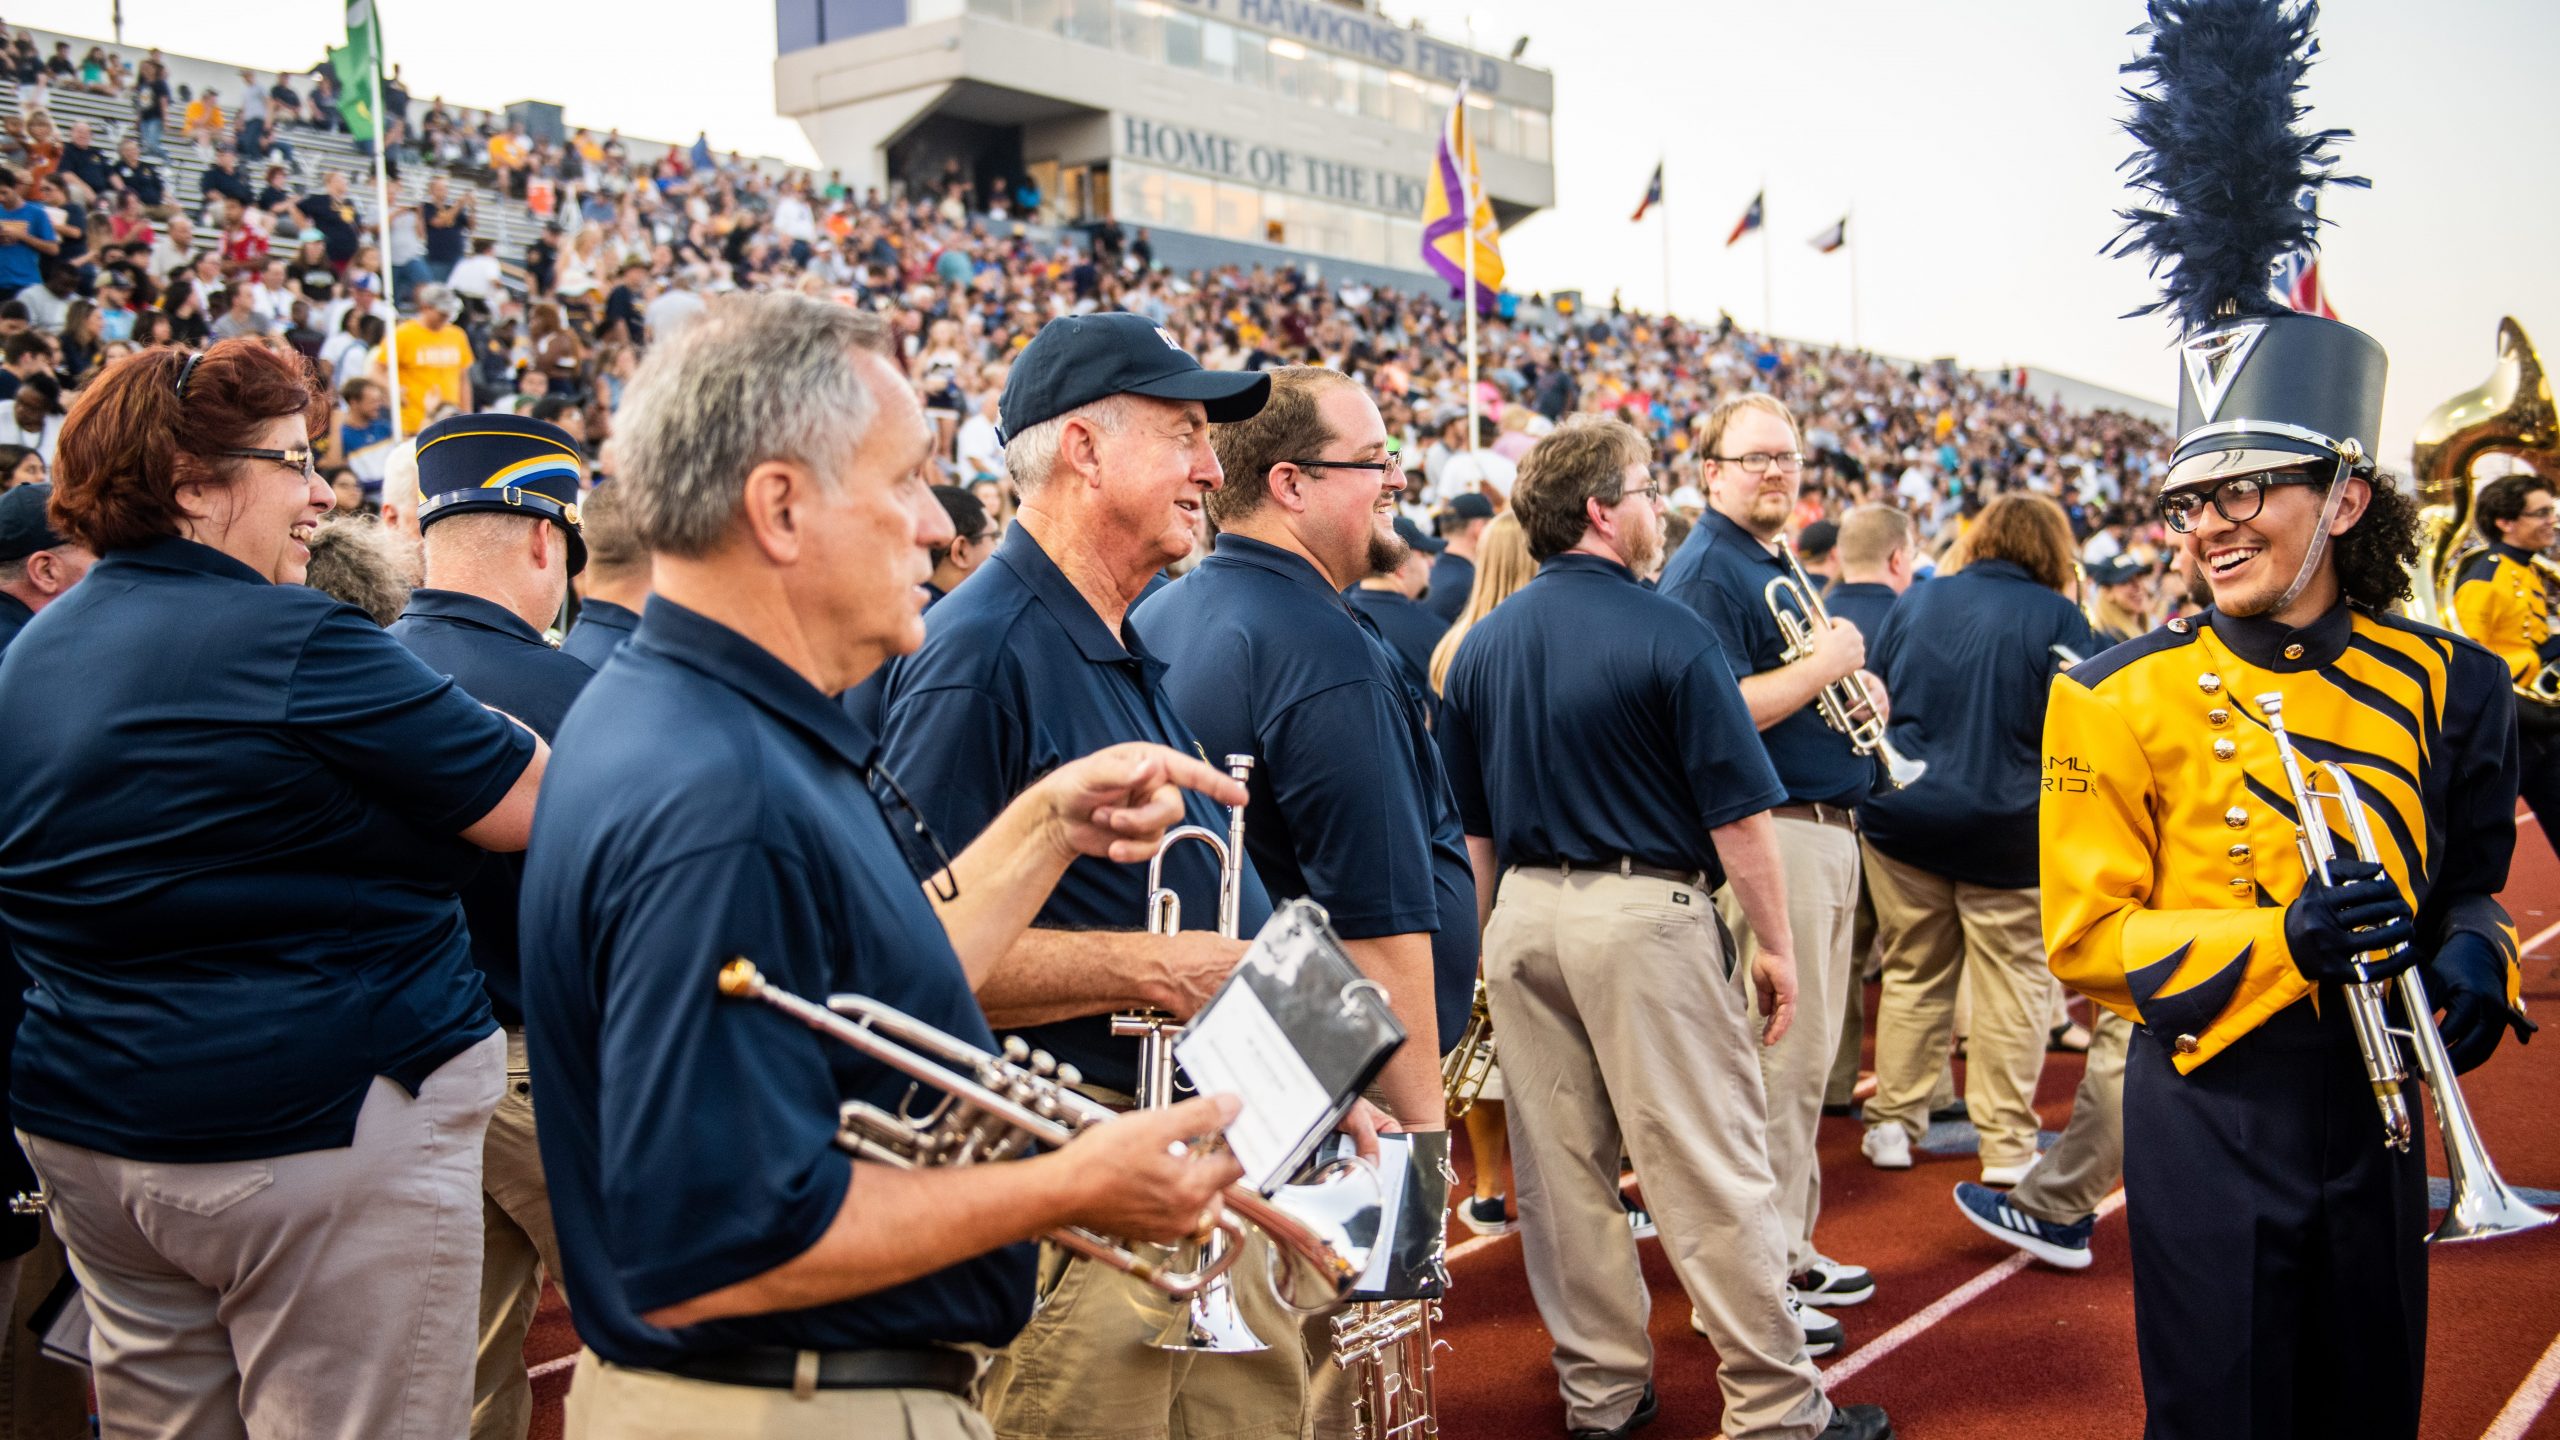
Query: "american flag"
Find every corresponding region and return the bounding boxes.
[2272,191,2338,319]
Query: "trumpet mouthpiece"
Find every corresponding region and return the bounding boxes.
[2256,691,2285,721]
[717,958,763,998]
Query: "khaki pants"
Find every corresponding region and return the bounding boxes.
[475,1027,563,1440]
[979,1235,1304,1440]
[21,1032,503,1440]
[1490,865,1829,1440]
[563,1349,990,1439]
[1718,815,1861,1277]
[2007,1008,2132,1224]
[1860,843,2056,1171]
[1822,883,1879,1109]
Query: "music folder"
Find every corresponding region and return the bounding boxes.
[1173,898,1405,1194]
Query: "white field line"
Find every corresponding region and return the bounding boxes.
[528,1351,578,1381]
[2523,915,2560,960]
[2480,1327,2560,1440]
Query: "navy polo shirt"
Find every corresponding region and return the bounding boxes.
[1133,536,1477,1052]
[878,524,1272,1095]
[1657,510,1877,808]
[1343,584,1448,710]
[0,537,526,1162]
[1440,553,1784,879]
[560,596,641,671]
[391,588,597,1028]
[520,598,1032,1368]
[1422,551,1474,624]
[1822,580,1899,645]
[1859,559,2098,889]
[0,593,30,654]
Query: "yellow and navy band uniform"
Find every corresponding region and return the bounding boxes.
[2451,543,2556,684]
[2453,542,2560,848]
[2041,601,2520,1438]
[412,412,589,576]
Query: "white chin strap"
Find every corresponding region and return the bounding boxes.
[2272,452,2356,616]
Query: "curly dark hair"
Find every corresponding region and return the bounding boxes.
[2332,469,2420,615]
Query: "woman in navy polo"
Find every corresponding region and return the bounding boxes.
[0,340,547,1439]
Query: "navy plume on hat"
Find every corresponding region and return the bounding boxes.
[414,413,588,575]
[2109,0,2383,492]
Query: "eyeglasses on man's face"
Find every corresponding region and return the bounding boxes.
[1286,453,1405,478]
[2155,465,2324,535]
[1710,451,1808,476]
[1619,481,1666,507]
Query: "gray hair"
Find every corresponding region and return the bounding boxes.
[302,514,416,626]
[1003,393,1133,494]
[607,293,895,558]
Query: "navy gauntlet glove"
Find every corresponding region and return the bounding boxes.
[2425,931,2536,1075]
[2283,859,2417,985]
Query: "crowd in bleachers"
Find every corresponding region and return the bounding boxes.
[0,25,2176,571]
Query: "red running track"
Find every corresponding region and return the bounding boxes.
[520,821,2560,1439]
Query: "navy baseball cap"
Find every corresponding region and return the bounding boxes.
[1393,515,1444,555]
[998,312,1269,444]
[1442,492,1495,523]
[413,413,588,575]
[0,483,64,562]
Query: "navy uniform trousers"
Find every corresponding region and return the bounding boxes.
[2123,997,2427,1440]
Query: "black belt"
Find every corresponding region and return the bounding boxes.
[1553,857,1710,889]
[654,1345,977,1394]
[1771,802,1857,830]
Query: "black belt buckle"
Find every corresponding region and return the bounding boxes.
[656,1344,978,1395]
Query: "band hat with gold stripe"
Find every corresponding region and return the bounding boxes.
[413,413,588,576]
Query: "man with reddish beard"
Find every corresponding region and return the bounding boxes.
[1656,392,1882,1357]
[876,313,1332,1439]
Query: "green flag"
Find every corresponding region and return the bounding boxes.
[331,0,381,144]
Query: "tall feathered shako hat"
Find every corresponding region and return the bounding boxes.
[2110,0,2380,495]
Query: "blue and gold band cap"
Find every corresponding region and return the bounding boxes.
[2164,311,2386,494]
[414,413,588,575]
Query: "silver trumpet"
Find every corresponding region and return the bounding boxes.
[1766,534,1925,788]
[716,959,1382,1297]
[2257,693,2556,1242]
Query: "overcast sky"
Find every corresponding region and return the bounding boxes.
[19,0,2556,462]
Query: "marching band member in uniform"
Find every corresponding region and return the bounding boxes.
[1,341,543,1439]
[517,295,1250,1440]
[2046,10,2530,1429]
[1855,496,2096,1184]
[1439,415,1891,1440]
[1657,394,1880,1345]
[2453,473,2560,854]
[874,312,1314,1440]
[388,413,595,1440]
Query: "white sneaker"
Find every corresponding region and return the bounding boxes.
[1690,1295,1844,1358]
[1980,1152,2043,1187]
[1861,1123,1912,1170]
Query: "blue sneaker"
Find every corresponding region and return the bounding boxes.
[1952,1182,2094,1270]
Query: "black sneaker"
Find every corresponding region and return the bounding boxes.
[1820,1402,1895,1439]
[1460,1194,1515,1237]
[1622,1192,1656,1240]
[1952,1182,2094,1270]
[1567,1382,1658,1440]
[1928,1098,1970,1124]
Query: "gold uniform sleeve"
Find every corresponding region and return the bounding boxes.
[2039,673,2307,1073]
[2453,573,2534,683]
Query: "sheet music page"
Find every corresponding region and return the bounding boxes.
[1353,1133,1414,1293]
[1174,978,1333,1192]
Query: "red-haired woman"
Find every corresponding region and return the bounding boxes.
[0,339,546,1437]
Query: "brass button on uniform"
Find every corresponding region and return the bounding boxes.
[2224,806,2248,828]
[2283,643,2304,660]
[2198,672,2223,695]
[2213,737,2237,760]
[2167,617,2191,635]
[2228,842,2252,861]
[2207,707,2231,727]
[2228,877,2254,893]
[2175,1034,2201,1055]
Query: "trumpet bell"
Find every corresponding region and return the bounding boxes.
[1150,1233,1271,1353]
[2434,1178,2558,1245]
[1258,1155,1386,1312]
[1880,745,1927,790]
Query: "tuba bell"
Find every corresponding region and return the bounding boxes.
[2406,318,2560,629]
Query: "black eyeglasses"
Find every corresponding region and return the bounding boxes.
[1286,454,1405,477]
[867,761,959,903]
[220,445,318,482]
[1620,481,1666,506]
[1710,450,1807,475]
[2156,466,2325,534]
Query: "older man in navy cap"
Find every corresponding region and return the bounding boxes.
[1423,490,1494,624]
[388,411,593,1440]
[875,313,1327,1438]
[1346,514,1450,702]
[0,482,89,656]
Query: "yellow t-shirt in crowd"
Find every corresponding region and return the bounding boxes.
[489,133,527,170]
[381,319,475,433]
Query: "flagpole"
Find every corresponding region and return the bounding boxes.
[363,26,402,440]
[1460,88,1479,491]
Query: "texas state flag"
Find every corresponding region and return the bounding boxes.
[1726,190,1764,247]
[1632,162,1663,222]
